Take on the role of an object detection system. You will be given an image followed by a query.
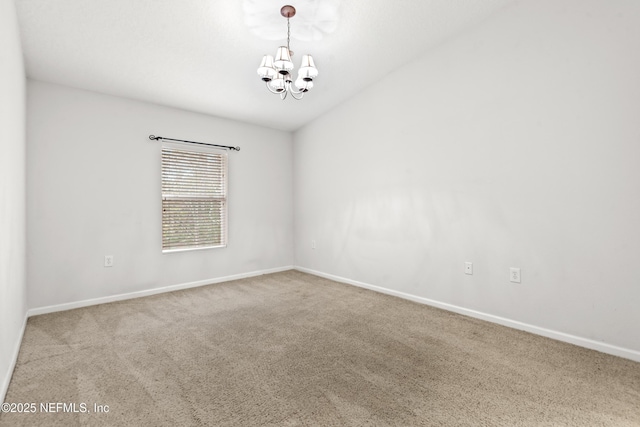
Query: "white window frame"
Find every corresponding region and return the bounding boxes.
[161,141,228,253]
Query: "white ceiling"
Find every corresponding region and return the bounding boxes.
[16,0,515,132]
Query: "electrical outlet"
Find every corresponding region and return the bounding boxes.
[104,255,114,267]
[311,240,316,250]
[510,267,521,283]
[464,262,473,275]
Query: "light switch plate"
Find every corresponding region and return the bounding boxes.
[104,255,114,267]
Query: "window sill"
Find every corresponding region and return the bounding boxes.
[162,244,227,254]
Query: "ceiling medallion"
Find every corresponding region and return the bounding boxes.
[244,0,340,41]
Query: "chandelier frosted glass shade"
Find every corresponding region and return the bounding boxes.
[269,74,286,92]
[273,47,294,73]
[298,55,318,80]
[295,78,313,91]
[257,55,277,81]
[256,5,318,100]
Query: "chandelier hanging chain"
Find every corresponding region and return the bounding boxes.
[256,5,318,101]
[287,18,291,53]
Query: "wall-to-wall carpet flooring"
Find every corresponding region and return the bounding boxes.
[1,270,638,426]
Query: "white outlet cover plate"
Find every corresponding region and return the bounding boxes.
[464,262,473,275]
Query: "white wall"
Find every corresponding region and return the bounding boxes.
[0,0,27,402]
[293,0,640,356]
[27,81,293,310]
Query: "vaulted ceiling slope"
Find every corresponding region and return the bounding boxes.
[16,0,515,131]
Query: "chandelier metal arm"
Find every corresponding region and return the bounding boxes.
[288,90,305,100]
[286,82,306,96]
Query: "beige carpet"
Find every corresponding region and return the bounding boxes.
[1,270,638,426]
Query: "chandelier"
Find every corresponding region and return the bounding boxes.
[257,5,318,100]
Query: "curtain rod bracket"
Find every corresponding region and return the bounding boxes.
[149,135,240,151]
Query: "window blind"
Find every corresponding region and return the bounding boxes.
[161,146,227,252]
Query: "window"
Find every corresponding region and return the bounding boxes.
[161,143,227,252]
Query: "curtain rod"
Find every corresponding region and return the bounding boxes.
[149,135,240,151]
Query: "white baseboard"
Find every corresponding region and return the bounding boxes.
[28,265,294,317]
[3,266,292,403]
[295,266,640,363]
[1,313,28,404]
